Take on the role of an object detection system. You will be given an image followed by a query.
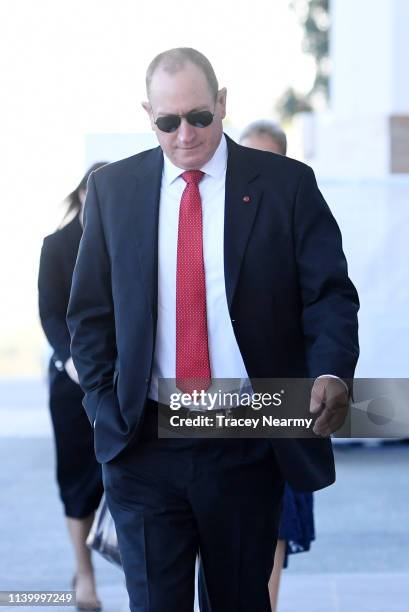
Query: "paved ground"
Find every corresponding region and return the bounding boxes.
[0,378,408,611]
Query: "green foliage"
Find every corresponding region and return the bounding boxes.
[277,0,330,120]
[276,88,313,123]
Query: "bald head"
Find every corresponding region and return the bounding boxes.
[145,47,219,100]
[142,48,226,171]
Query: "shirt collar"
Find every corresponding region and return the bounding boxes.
[162,133,227,186]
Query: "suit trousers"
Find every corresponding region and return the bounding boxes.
[102,400,284,612]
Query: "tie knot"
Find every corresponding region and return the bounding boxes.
[181,170,204,185]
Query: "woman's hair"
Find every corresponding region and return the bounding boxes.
[61,161,108,225]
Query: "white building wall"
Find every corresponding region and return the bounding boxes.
[331,0,393,116]
[392,0,409,113]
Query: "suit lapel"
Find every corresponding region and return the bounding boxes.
[129,146,163,318]
[224,136,262,309]
[125,137,262,316]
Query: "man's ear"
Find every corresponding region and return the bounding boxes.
[141,101,155,130]
[217,87,227,120]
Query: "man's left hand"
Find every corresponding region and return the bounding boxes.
[310,376,349,437]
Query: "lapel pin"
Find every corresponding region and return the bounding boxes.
[242,195,251,203]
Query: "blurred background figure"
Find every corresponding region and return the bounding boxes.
[240,119,287,156]
[38,162,108,612]
[240,121,314,612]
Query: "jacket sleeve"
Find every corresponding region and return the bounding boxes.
[38,236,72,368]
[66,173,117,425]
[294,166,360,383]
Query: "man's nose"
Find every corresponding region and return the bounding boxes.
[177,118,196,143]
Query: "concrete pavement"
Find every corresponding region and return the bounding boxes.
[1,378,408,611]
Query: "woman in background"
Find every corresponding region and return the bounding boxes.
[38,162,107,611]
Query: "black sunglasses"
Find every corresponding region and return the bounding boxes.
[154,109,215,133]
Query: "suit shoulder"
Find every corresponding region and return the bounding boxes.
[91,147,162,186]
[42,214,81,247]
[237,142,311,178]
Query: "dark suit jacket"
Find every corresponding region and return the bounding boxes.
[67,135,359,491]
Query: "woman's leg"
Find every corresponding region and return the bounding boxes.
[66,514,101,609]
[268,539,286,612]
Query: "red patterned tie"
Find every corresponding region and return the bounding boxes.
[176,170,211,395]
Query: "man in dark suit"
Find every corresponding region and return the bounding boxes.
[67,47,359,612]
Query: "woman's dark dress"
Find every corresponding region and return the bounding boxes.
[38,214,103,518]
[278,485,315,567]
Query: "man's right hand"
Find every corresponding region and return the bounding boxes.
[64,357,80,385]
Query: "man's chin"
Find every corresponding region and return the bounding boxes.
[173,147,209,170]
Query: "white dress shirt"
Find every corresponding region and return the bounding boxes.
[148,135,347,402]
[149,135,249,401]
